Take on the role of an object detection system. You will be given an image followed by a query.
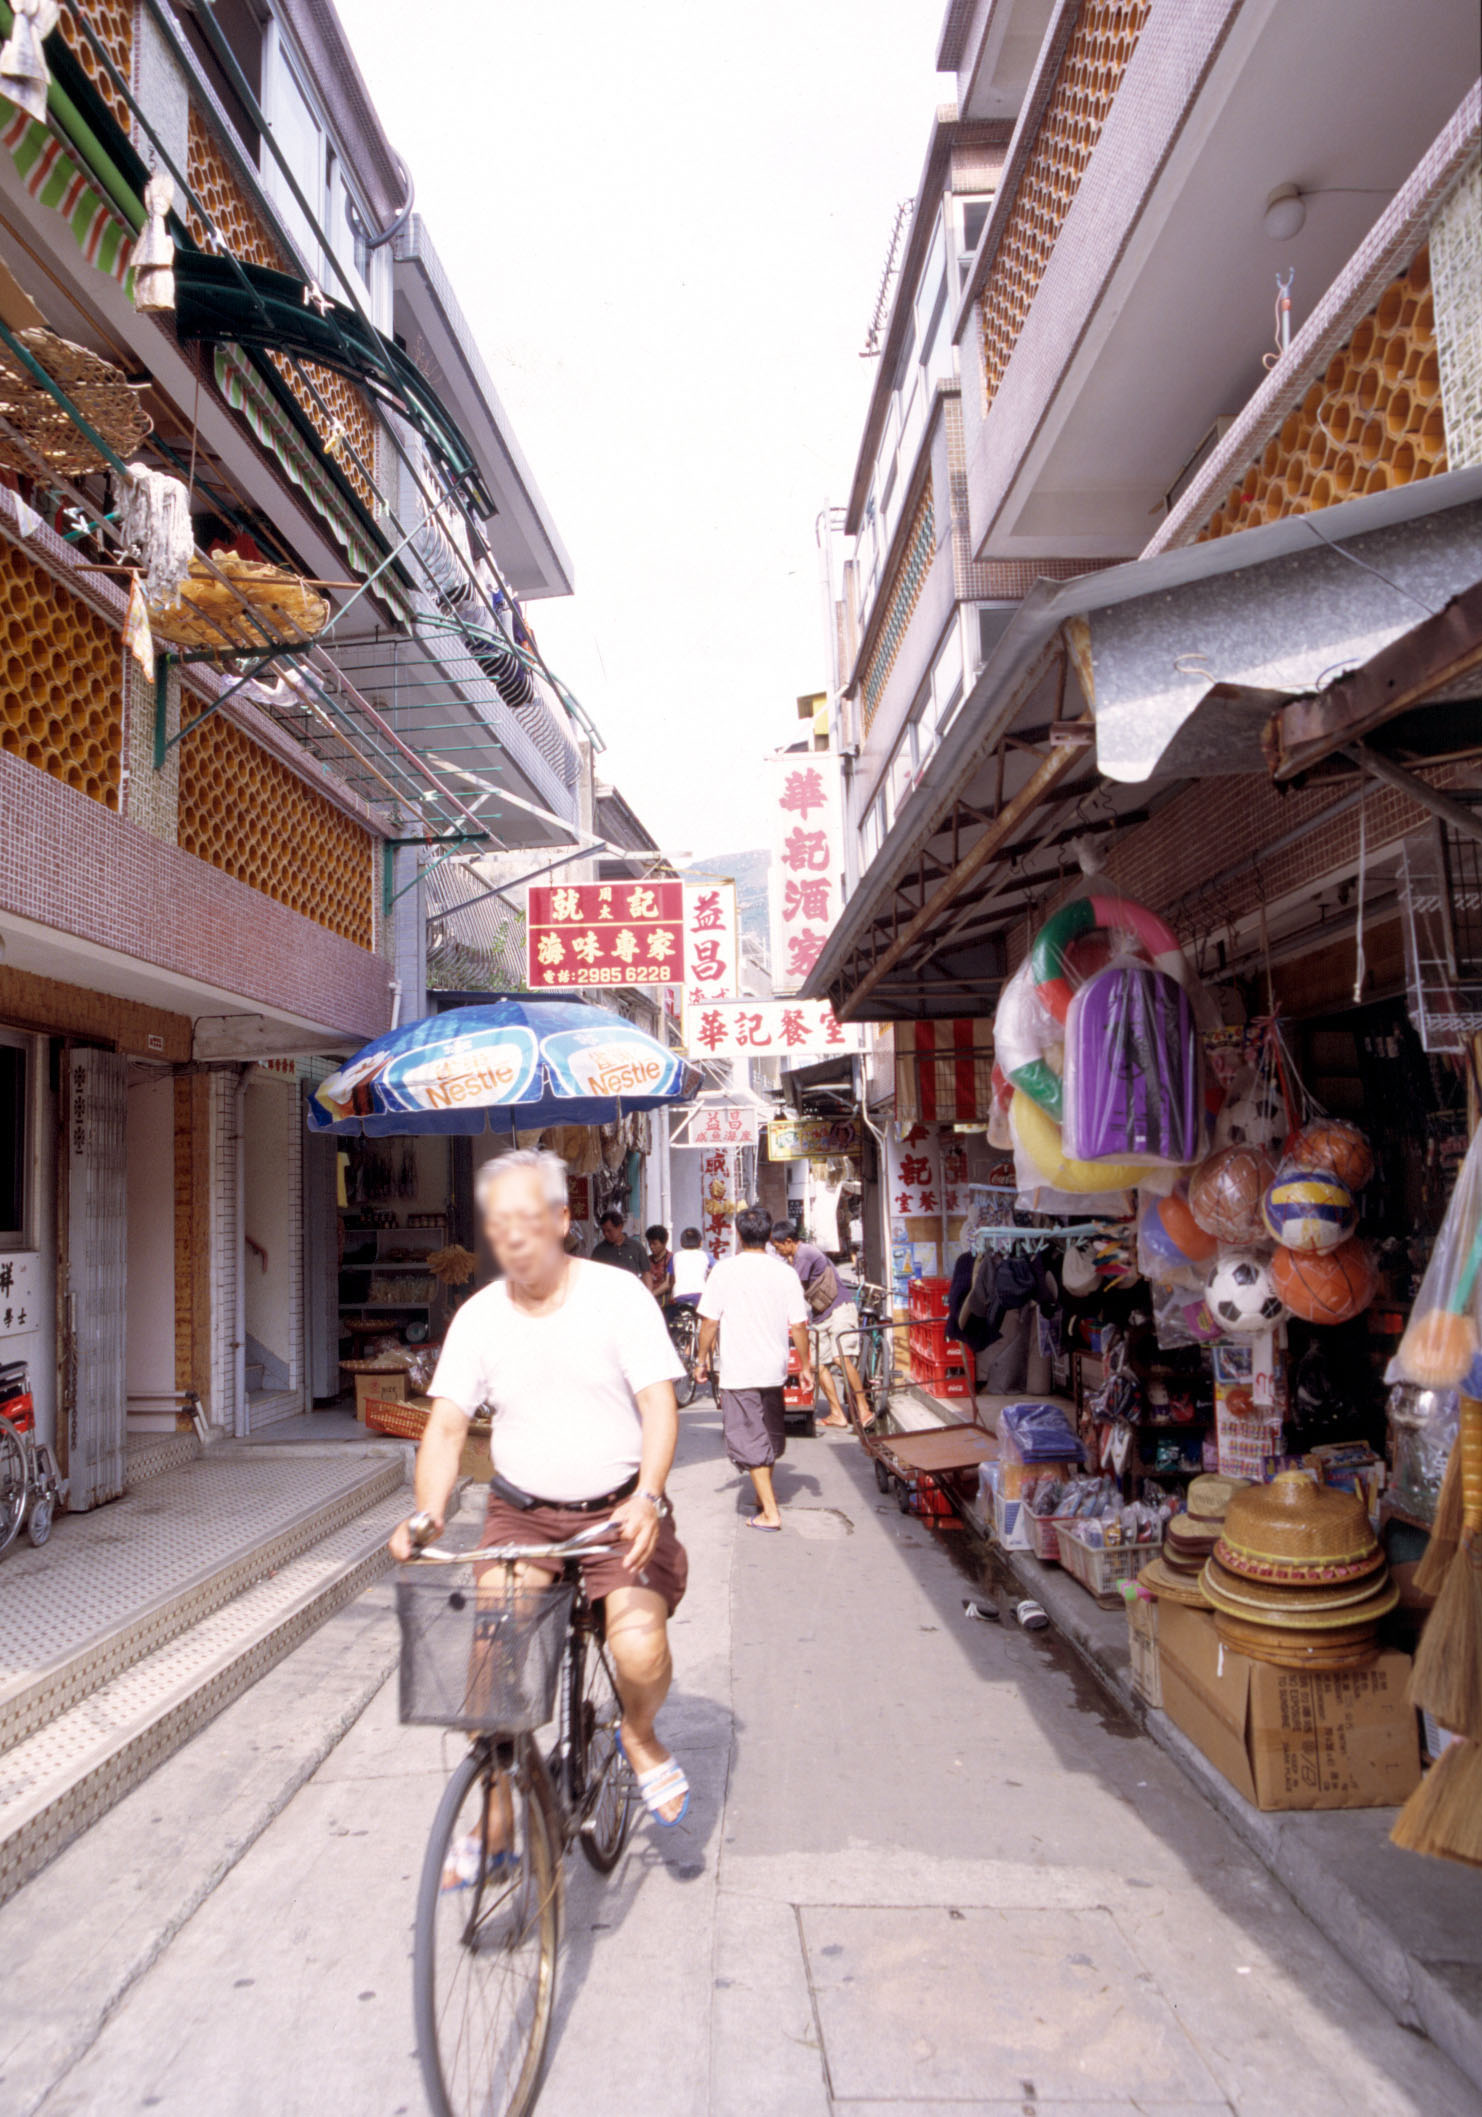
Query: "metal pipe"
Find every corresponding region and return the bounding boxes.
[1342,744,1482,846]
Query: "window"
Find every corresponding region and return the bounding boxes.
[887,728,917,817]
[930,626,964,737]
[976,603,1018,668]
[956,193,995,289]
[0,1037,29,1246]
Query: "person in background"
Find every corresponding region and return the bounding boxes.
[642,1224,675,1303]
[772,1218,870,1431]
[695,1204,812,1532]
[564,1226,587,1256]
[591,1207,648,1275]
[669,1227,710,1311]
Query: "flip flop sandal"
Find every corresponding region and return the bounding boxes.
[440,1831,520,1894]
[616,1731,691,1827]
[746,1515,782,1531]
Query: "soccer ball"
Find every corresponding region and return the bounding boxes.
[1214,1087,1285,1152]
[1208,1251,1286,1334]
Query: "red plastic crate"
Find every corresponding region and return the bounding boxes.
[783,1345,814,1409]
[908,1277,949,1320]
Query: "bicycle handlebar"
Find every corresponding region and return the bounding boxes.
[405,1515,625,1566]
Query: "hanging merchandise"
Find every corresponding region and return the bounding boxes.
[1009,1087,1142,1204]
[0,0,58,126]
[130,171,176,314]
[1138,1188,1218,1280]
[1188,1145,1276,1246]
[1391,1127,1482,1389]
[1270,1237,1376,1325]
[115,463,194,610]
[148,550,330,649]
[1062,962,1202,1167]
[1285,1117,1376,1194]
[1206,1252,1287,1335]
[1261,1164,1358,1252]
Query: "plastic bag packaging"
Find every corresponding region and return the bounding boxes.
[1151,1276,1222,1352]
[1386,1382,1460,1526]
[992,957,1065,1122]
[1390,1127,1482,1390]
[1137,1184,1219,1288]
[1009,1089,1139,1213]
[1061,955,1204,1170]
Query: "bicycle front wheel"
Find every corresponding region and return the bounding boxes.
[414,1740,560,2117]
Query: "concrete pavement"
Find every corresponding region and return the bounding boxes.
[7,1407,1478,2116]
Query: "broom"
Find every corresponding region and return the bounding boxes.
[1390,1737,1482,1868]
[1415,1438,1464,1599]
[1408,1395,1482,1738]
[1393,1395,1482,1864]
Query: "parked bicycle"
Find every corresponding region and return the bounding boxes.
[398,1515,636,2117]
[665,1302,714,1407]
[832,1281,896,1434]
[0,1360,63,1557]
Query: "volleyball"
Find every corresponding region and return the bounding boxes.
[1262,1165,1357,1252]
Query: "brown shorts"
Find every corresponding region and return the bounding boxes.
[478,1489,689,1614]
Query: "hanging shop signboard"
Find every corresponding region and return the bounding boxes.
[886,1124,969,1221]
[766,1116,861,1160]
[683,997,864,1060]
[765,751,845,994]
[679,881,740,1009]
[527,880,685,989]
[0,1252,39,1340]
[698,1146,740,1263]
[678,1104,762,1147]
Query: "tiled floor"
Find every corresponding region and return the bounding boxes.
[0,1451,400,1697]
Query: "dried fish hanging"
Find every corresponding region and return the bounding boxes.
[115,462,194,610]
[129,172,177,315]
[0,0,59,126]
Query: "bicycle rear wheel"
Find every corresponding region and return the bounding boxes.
[670,1313,698,1408]
[414,1740,559,2117]
[571,1626,634,1874]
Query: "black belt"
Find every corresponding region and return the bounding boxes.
[490,1470,638,1516]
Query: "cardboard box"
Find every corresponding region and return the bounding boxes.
[1127,1593,1162,1709]
[992,1485,1029,1551]
[1156,1601,1420,1811]
[352,1368,407,1421]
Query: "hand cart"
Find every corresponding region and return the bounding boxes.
[863,1420,998,1523]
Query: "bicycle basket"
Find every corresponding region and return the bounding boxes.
[396,1571,575,1733]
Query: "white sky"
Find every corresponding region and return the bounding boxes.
[336,0,945,855]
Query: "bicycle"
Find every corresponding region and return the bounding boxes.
[665,1301,713,1407]
[833,1281,897,1435]
[399,1517,637,2117]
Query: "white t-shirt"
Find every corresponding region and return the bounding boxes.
[698,1251,809,1390]
[429,1261,684,1502]
[671,1247,710,1298]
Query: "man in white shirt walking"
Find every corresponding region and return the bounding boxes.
[695,1204,813,1531]
[389,1148,691,1828]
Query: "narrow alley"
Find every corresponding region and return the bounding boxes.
[5,1409,1474,2117]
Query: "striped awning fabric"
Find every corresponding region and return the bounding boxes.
[893,1017,996,1124]
[1,99,135,290]
[213,343,412,621]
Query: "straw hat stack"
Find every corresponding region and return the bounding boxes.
[1200,1470,1396,1670]
[1141,1476,1246,1609]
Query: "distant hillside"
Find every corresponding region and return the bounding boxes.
[685,849,771,955]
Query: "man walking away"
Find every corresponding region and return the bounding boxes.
[669,1226,709,1310]
[772,1218,870,1431]
[591,1207,648,1275]
[696,1204,812,1531]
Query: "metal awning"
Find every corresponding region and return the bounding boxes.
[806,474,1482,1023]
[174,252,493,515]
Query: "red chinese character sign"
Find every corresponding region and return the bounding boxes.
[527,881,685,988]
[698,1147,740,1263]
[766,752,844,994]
[679,880,739,1017]
[682,1104,760,1147]
[683,998,865,1061]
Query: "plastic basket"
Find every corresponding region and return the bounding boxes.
[1026,1509,1077,1564]
[396,1573,574,1733]
[1058,1525,1157,1605]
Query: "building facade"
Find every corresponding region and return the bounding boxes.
[0,0,595,1489]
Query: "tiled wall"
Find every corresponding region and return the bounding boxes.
[0,747,392,1040]
[860,480,936,736]
[1431,157,1482,471]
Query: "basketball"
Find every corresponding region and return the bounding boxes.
[1271,1237,1377,1325]
[1262,1164,1357,1252]
[1286,1118,1375,1193]
[1159,1189,1220,1265]
[1188,1146,1276,1246]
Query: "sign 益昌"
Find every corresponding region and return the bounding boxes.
[528,881,685,988]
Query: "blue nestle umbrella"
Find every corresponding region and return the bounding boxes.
[307,998,701,1136]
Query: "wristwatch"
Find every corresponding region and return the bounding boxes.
[636,1487,669,1518]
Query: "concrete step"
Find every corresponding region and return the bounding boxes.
[0,1454,405,1760]
[0,1485,408,1909]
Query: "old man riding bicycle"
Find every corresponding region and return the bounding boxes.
[390,1146,690,1828]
